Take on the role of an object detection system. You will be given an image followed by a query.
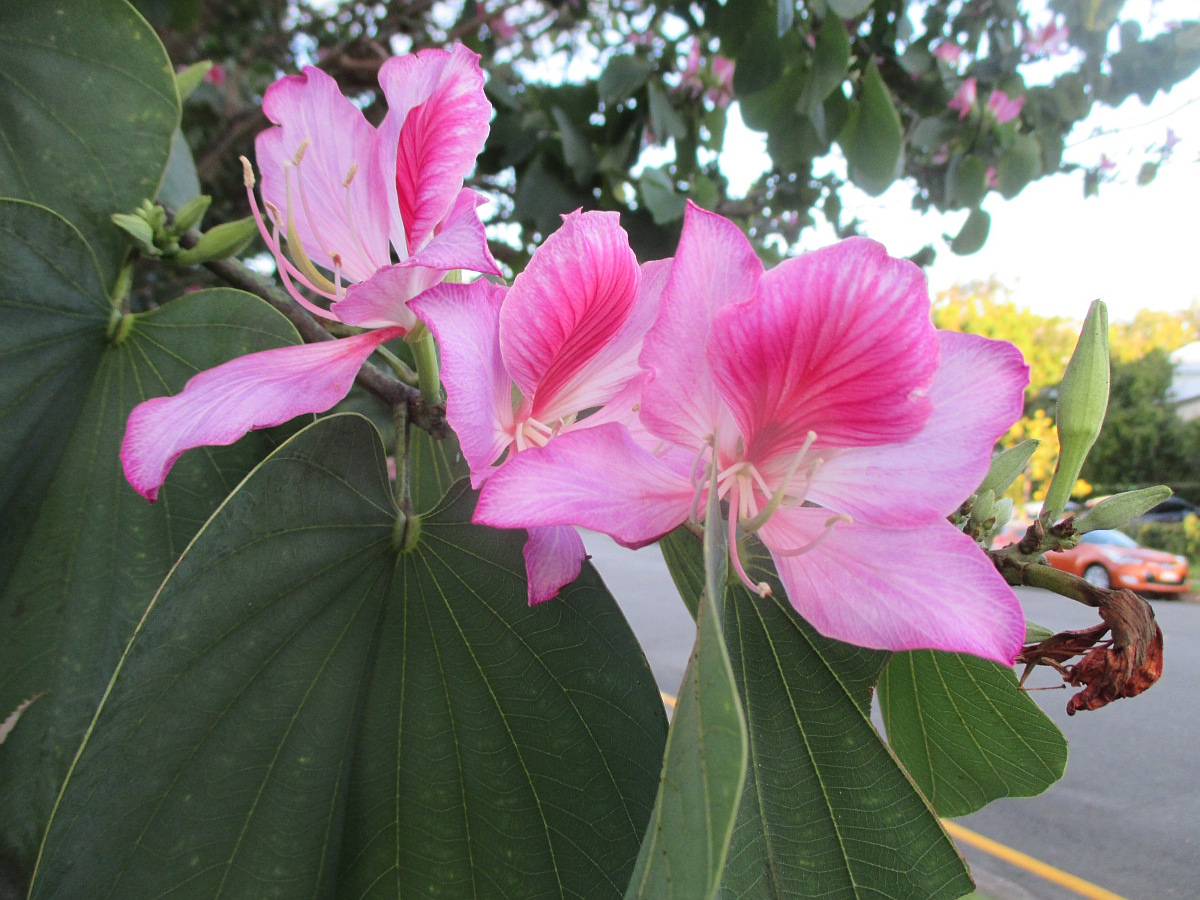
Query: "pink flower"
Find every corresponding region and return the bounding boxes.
[986,89,1025,124]
[122,45,498,502]
[1163,128,1181,157]
[411,210,669,603]
[205,63,227,86]
[679,40,736,108]
[948,77,977,120]
[1098,153,1117,173]
[710,56,735,108]
[933,42,966,65]
[986,166,999,188]
[1026,19,1069,56]
[475,203,1029,664]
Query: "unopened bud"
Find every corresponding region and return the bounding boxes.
[175,61,213,102]
[112,212,158,254]
[1042,300,1109,524]
[171,194,212,234]
[977,439,1039,498]
[1075,486,1172,534]
[172,217,258,265]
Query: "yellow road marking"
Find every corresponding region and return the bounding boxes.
[658,692,1126,900]
[942,819,1128,900]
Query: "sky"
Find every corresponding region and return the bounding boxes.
[720,4,1200,325]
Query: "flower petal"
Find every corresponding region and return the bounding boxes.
[498,210,641,418]
[474,424,694,548]
[758,508,1025,664]
[709,237,939,463]
[410,280,512,487]
[121,328,403,502]
[638,202,763,449]
[256,66,391,282]
[377,45,491,256]
[807,331,1029,525]
[523,525,587,605]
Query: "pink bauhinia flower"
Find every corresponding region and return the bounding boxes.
[412,210,669,603]
[122,44,498,502]
[986,89,1025,124]
[679,40,736,109]
[933,42,966,65]
[1026,18,1069,56]
[475,203,1029,664]
[948,77,977,120]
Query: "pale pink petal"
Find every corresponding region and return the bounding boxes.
[404,189,500,276]
[498,211,641,417]
[410,280,513,487]
[536,257,671,424]
[806,332,1029,525]
[474,424,694,549]
[759,509,1025,664]
[709,237,938,464]
[639,202,763,449]
[122,328,403,502]
[377,45,491,256]
[331,265,436,330]
[256,66,391,282]
[524,525,587,605]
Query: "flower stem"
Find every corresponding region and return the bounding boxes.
[407,323,442,405]
[393,401,412,515]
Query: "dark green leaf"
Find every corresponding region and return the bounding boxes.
[1137,161,1158,185]
[951,208,991,255]
[0,0,179,287]
[551,107,597,184]
[647,81,688,143]
[600,54,653,104]
[797,15,850,115]
[158,129,203,211]
[838,62,904,196]
[662,533,975,899]
[777,1,795,37]
[733,16,786,96]
[827,0,874,18]
[948,155,988,209]
[0,200,301,873]
[627,454,747,900]
[639,168,686,225]
[997,134,1043,199]
[879,651,1068,817]
[31,418,667,898]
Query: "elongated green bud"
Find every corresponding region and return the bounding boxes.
[111,212,159,254]
[173,217,258,265]
[171,194,212,234]
[175,61,213,101]
[1074,485,1172,534]
[1041,300,1109,524]
[976,439,1039,498]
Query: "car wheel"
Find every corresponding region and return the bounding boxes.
[1083,564,1111,590]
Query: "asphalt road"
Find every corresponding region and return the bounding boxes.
[582,531,1198,900]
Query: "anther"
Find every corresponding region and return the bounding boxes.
[343,163,358,187]
[292,139,311,166]
[240,155,256,188]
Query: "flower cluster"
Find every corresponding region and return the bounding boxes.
[123,44,1029,665]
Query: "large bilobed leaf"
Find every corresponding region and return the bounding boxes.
[30,415,668,898]
[0,201,302,871]
[0,0,178,287]
[626,465,748,899]
[662,533,976,899]
[878,650,1068,818]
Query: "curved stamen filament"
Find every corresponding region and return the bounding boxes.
[262,200,338,298]
[772,514,852,557]
[739,431,817,534]
[282,162,340,295]
[728,492,771,597]
[261,207,341,320]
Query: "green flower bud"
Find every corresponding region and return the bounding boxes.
[1074,486,1173,534]
[111,213,158,255]
[172,216,258,265]
[1041,300,1109,524]
[171,194,212,235]
[175,61,213,102]
[976,439,1039,498]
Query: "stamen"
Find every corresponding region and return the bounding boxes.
[340,165,374,269]
[342,163,358,187]
[292,139,311,165]
[772,514,852,557]
[266,215,341,320]
[282,164,340,295]
[740,431,817,534]
[687,436,715,525]
[728,505,771,597]
[262,202,338,300]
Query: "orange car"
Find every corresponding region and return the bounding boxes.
[1045,529,1190,594]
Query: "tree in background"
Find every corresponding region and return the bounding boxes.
[134,0,1200,271]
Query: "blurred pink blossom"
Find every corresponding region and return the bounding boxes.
[948,78,977,119]
[1099,154,1117,173]
[1026,18,1069,56]
[986,166,998,188]
[680,40,735,108]
[986,89,1024,124]
[1164,128,1181,157]
[933,42,966,65]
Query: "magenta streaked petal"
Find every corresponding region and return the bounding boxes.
[256,66,390,282]
[377,45,491,256]
[759,509,1025,664]
[331,265,436,330]
[474,424,693,549]
[639,202,763,448]
[410,280,513,487]
[709,237,938,463]
[121,328,403,502]
[499,210,641,417]
[536,256,671,424]
[523,525,587,605]
[807,331,1029,525]
[406,189,500,276]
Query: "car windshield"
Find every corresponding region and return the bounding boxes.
[1080,530,1139,548]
